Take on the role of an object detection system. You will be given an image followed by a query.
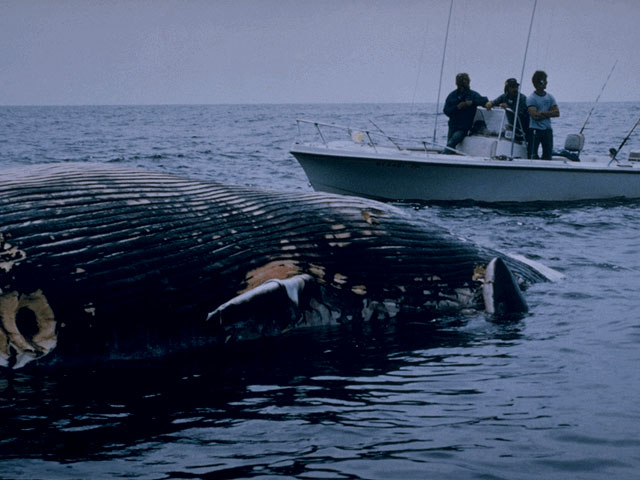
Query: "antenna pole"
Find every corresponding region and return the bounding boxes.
[510,0,537,159]
[433,0,454,144]
[580,60,618,134]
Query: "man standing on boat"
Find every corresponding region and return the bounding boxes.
[527,71,559,159]
[442,73,489,154]
[486,78,531,144]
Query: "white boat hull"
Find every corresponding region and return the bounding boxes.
[291,143,640,203]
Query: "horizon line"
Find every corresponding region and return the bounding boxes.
[1,100,637,108]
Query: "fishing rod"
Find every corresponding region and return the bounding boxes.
[609,115,640,164]
[432,0,454,145]
[510,0,537,159]
[580,60,618,134]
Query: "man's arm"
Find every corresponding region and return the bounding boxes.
[443,93,458,117]
[472,92,489,107]
[529,104,559,120]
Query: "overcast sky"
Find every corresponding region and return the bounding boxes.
[2,0,639,105]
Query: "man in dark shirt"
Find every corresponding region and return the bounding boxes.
[442,73,488,153]
[486,77,530,143]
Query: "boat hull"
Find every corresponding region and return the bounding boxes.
[291,144,640,203]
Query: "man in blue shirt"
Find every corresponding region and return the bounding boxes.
[526,70,559,159]
[443,73,489,154]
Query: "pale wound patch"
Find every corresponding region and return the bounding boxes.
[361,208,385,225]
[332,273,348,287]
[328,242,350,248]
[333,232,351,240]
[351,285,367,296]
[84,302,96,317]
[309,263,326,283]
[0,290,57,369]
[243,260,302,292]
[323,226,351,246]
[279,239,297,252]
[473,264,487,281]
[0,234,27,274]
[324,230,351,241]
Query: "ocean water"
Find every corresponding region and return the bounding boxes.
[1,103,639,479]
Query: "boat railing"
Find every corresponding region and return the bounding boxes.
[294,119,463,155]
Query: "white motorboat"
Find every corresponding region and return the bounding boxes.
[290,108,640,203]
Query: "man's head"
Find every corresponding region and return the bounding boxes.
[456,73,470,91]
[504,77,519,96]
[531,71,547,91]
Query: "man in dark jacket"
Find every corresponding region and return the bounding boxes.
[486,77,530,143]
[442,73,488,153]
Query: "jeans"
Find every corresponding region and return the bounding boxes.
[444,128,467,154]
[529,129,553,159]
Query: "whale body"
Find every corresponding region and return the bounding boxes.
[0,163,546,369]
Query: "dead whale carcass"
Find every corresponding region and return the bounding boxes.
[0,163,548,369]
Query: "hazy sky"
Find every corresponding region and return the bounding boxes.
[2,0,639,105]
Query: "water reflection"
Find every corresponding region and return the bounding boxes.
[0,317,523,467]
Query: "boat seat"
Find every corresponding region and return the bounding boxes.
[564,133,585,153]
[553,133,585,162]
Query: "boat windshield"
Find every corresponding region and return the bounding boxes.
[470,107,524,140]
